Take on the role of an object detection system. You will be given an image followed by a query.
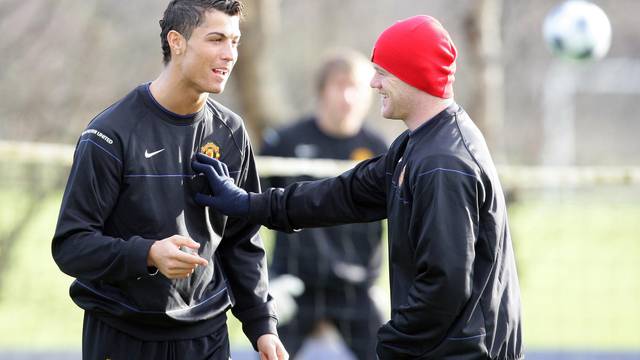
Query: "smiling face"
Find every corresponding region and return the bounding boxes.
[369,64,417,121]
[171,10,240,94]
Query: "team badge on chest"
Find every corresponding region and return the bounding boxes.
[201,142,221,159]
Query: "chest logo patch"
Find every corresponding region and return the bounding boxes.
[350,147,374,161]
[144,148,165,158]
[201,142,221,159]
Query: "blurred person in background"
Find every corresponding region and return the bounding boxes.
[260,50,388,360]
[51,1,286,359]
[192,14,523,359]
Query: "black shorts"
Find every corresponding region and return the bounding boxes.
[82,312,230,360]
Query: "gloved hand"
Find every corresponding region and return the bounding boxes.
[191,152,249,217]
[269,274,305,326]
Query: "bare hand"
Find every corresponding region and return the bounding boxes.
[257,334,288,360]
[147,235,208,279]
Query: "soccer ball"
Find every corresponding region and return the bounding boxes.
[543,0,612,61]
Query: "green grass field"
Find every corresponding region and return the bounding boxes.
[0,186,639,350]
[510,190,640,349]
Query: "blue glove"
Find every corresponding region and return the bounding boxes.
[191,152,249,217]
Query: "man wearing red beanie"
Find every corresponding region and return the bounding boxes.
[192,15,523,360]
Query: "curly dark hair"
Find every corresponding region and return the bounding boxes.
[159,0,243,65]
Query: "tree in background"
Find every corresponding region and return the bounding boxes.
[465,0,506,160]
[233,0,287,143]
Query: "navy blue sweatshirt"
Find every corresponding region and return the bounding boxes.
[52,84,277,348]
[248,104,523,359]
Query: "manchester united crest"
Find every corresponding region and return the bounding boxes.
[200,142,221,159]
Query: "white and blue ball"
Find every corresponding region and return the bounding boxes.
[543,0,612,61]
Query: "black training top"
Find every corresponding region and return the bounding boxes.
[52,84,276,349]
[261,117,388,290]
[249,104,523,359]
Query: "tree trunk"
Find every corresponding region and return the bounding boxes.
[464,0,505,161]
[233,0,286,148]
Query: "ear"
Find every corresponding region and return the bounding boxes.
[167,30,186,57]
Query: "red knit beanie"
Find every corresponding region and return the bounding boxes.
[371,15,457,98]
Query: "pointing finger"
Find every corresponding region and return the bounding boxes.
[172,236,200,249]
[174,251,208,267]
[180,238,201,250]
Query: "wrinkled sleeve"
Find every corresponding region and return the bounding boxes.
[377,161,481,359]
[248,153,389,232]
[52,131,155,282]
[220,139,278,350]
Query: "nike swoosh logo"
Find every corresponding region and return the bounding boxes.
[145,148,165,158]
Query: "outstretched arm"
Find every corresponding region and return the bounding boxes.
[191,152,388,232]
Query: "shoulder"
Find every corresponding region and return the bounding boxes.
[80,86,147,155]
[88,86,145,130]
[408,153,481,193]
[206,98,250,152]
[206,98,245,134]
[408,106,485,179]
[453,106,494,169]
[417,154,479,176]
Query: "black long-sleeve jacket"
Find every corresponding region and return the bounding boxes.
[52,84,276,348]
[248,104,523,359]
